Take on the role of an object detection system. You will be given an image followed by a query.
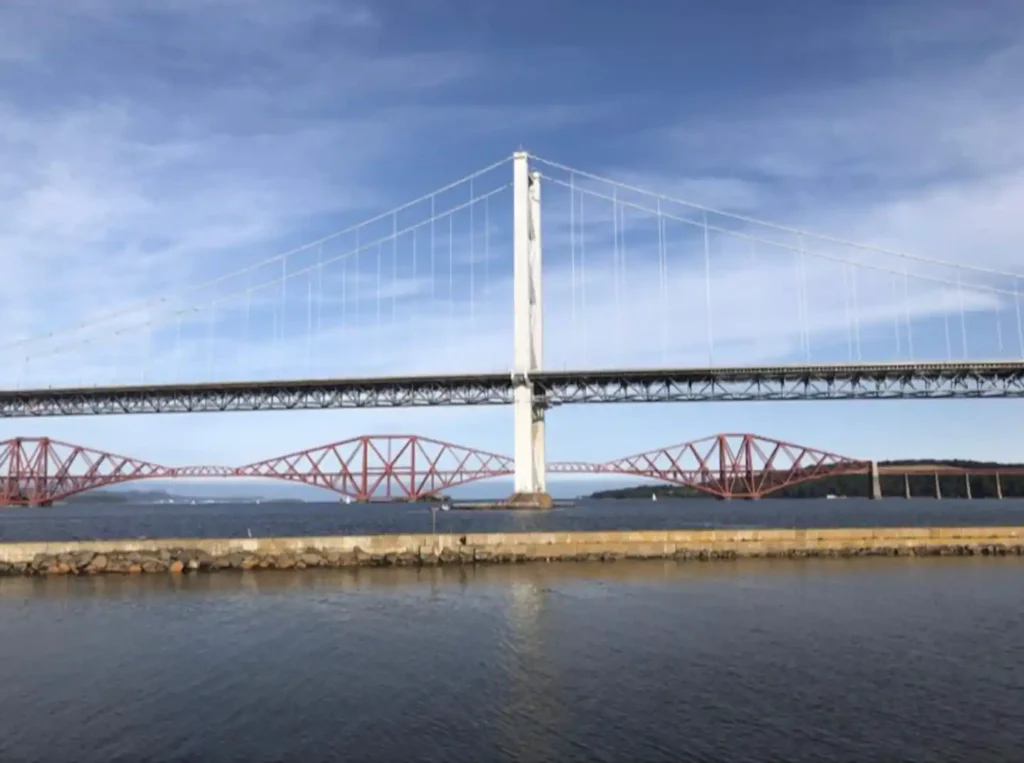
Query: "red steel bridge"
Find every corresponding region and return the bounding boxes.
[1,433,1020,507]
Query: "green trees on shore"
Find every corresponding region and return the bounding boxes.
[590,460,1024,500]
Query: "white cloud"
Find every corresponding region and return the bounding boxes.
[648,38,1024,277]
[1,0,1023,477]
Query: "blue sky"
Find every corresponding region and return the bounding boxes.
[2,0,1024,492]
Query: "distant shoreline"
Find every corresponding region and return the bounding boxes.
[60,491,305,506]
[591,461,1024,500]
[50,458,1024,506]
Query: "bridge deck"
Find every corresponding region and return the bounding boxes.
[0,361,1022,417]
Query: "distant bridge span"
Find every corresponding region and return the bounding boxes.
[0,434,1019,507]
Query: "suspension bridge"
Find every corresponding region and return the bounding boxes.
[2,152,1022,507]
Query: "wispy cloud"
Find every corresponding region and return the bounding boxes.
[1,0,1022,471]
[649,28,1024,276]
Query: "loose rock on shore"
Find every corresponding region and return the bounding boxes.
[0,543,1022,577]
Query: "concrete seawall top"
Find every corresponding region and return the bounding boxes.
[1,527,1023,566]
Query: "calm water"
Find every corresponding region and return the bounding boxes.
[1,558,1022,762]
[2,497,1024,542]
[3,500,1023,761]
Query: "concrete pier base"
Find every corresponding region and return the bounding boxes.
[869,461,882,500]
[2,527,1023,576]
[505,492,554,510]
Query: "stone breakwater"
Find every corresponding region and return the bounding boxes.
[1,527,1023,577]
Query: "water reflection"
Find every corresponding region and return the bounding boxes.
[1,559,1022,761]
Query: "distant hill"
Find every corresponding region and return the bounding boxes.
[63,488,183,504]
[62,488,264,504]
[57,477,616,504]
[589,459,1024,500]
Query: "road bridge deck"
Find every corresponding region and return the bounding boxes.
[0,361,1022,418]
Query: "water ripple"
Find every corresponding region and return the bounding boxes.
[1,559,1021,761]
[2,497,1024,543]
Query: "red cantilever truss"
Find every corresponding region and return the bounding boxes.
[0,437,172,506]
[238,435,514,502]
[594,433,868,498]
[0,433,870,506]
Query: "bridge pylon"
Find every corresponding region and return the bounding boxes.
[869,460,882,500]
[508,151,552,509]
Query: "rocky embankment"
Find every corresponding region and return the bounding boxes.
[2,541,1024,577]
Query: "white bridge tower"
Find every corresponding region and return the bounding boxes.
[508,151,552,509]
